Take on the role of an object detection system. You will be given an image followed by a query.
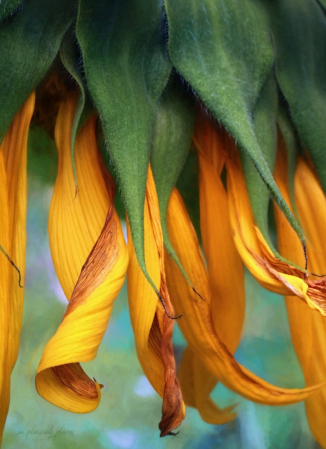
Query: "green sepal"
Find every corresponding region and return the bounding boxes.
[0,0,22,22]
[0,0,77,143]
[164,0,305,246]
[263,0,326,194]
[151,73,195,283]
[240,74,278,251]
[176,147,201,242]
[76,0,172,290]
[60,27,93,194]
[277,101,301,216]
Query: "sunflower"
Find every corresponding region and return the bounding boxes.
[1,0,326,447]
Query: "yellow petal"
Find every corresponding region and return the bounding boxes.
[179,122,245,423]
[193,115,227,175]
[165,187,325,405]
[48,96,111,299]
[0,152,11,442]
[0,93,35,441]
[35,97,128,413]
[127,164,185,436]
[178,346,236,424]
[226,148,326,314]
[274,141,326,448]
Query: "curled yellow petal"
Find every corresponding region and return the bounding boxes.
[0,93,35,440]
[274,139,326,449]
[165,187,325,405]
[226,145,326,315]
[35,97,128,413]
[127,164,185,436]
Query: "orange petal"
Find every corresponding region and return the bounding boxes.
[178,346,236,424]
[179,123,245,423]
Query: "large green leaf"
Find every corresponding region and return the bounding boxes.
[263,0,326,193]
[164,0,305,245]
[76,0,172,289]
[151,73,195,279]
[240,73,278,250]
[0,0,76,142]
[0,0,22,22]
[60,28,93,193]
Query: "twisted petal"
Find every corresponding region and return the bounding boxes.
[0,93,35,439]
[36,98,128,413]
[165,187,324,405]
[127,165,185,436]
[274,145,326,448]
[226,149,326,315]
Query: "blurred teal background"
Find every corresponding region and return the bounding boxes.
[2,128,321,448]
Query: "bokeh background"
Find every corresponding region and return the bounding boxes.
[1,127,321,448]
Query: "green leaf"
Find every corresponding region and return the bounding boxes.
[164,0,305,245]
[0,0,76,142]
[60,27,93,194]
[241,73,278,250]
[0,0,22,22]
[151,73,195,281]
[76,0,172,289]
[263,0,326,193]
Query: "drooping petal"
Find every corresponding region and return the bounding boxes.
[0,92,35,441]
[35,97,128,413]
[226,145,326,315]
[274,144,326,449]
[178,120,245,423]
[165,187,325,405]
[0,152,11,442]
[127,164,185,436]
[178,346,236,425]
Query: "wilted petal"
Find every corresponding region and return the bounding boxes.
[165,187,324,405]
[127,165,185,436]
[36,97,128,413]
[226,148,326,315]
[274,143,326,448]
[0,93,35,440]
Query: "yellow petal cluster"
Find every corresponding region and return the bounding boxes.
[35,96,129,413]
[274,137,326,449]
[0,93,35,441]
[165,187,322,405]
